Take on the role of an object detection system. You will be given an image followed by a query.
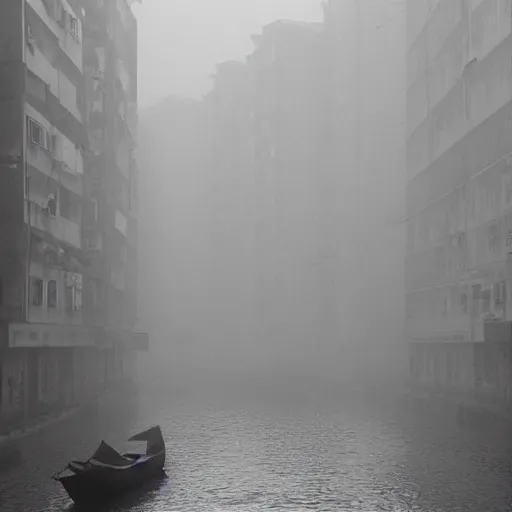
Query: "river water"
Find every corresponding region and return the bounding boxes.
[0,377,511,512]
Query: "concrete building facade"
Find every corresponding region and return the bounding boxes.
[203,61,256,352]
[137,96,209,372]
[246,20,337,369]
[79,0,140,364]
[0,0,145,432]
[406,0,512,399]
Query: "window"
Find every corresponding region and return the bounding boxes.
[28,117,52,153]
[65,286,73,316]
[75,287,82,311]
[47,194,57,217]
[489,224,499,251]
[66,12,80,41]
[70,17,79,39]
[90,280,103,311]
[92,199,98,222]
[44,250,58,266]
[30,277,43,306]
[460,292,468,315]
[481,289,491,314]
[457,230,466,248]
[26,24,36,53]
[494,281,506,307]
[47,280,57,308]
[59,188,80,222]
[507,229,512,248]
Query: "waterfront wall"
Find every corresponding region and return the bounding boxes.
[409,341,512,411]
[0,346,135,435]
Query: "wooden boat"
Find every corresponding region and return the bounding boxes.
[52,425,166,505]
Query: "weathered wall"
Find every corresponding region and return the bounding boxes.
[0,1,25,327]
[0,349,28,429]
[26,0,83,72]
[410,340,512,406]
[0,346,126,431]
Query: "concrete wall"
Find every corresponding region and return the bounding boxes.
[25,22,81,121]
[26,103,84,177]
[0,349,28,428]
[0,1,25,325]
[410,342,475,390]
[26,262,83,326]
[0,344,138,432]
[0,0,23,63]
[26,0,83,72]
[410,340,512,406]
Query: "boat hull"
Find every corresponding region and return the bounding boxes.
[58,451,165,505]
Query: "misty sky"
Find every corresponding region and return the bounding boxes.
[133,0,323,107]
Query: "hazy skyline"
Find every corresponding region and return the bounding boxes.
[133,0,323,107]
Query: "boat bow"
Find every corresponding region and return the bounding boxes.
[128,425,165,456]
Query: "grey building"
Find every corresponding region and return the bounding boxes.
[0,0,145,431]
[406,0,512,396]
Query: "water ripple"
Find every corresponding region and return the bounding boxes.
[0,385,511,511]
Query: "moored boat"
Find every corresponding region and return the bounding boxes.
[52,425,166,505]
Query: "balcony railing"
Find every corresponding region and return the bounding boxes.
[29,202,81,248]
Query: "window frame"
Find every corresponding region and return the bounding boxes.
[30,277,44,307]
[28,117,52,153]
[66,12,81,42]
[47,280,58,308]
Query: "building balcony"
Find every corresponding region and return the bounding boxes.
[26,49,82,123]
[29,202,81,249]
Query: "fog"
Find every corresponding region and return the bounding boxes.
[136,0,406,387]
[133,0,324,105]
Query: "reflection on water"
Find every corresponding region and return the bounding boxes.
[0,381,511,511]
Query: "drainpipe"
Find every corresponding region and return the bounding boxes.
[22,23,30,326]
[24,177,31,324]
[21,0,30,428]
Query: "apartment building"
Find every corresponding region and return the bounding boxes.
[246,20,336,367]
[202,61,257,351]
[79,0,140,382]
[406,0,512,394]
[0,0,144,431]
